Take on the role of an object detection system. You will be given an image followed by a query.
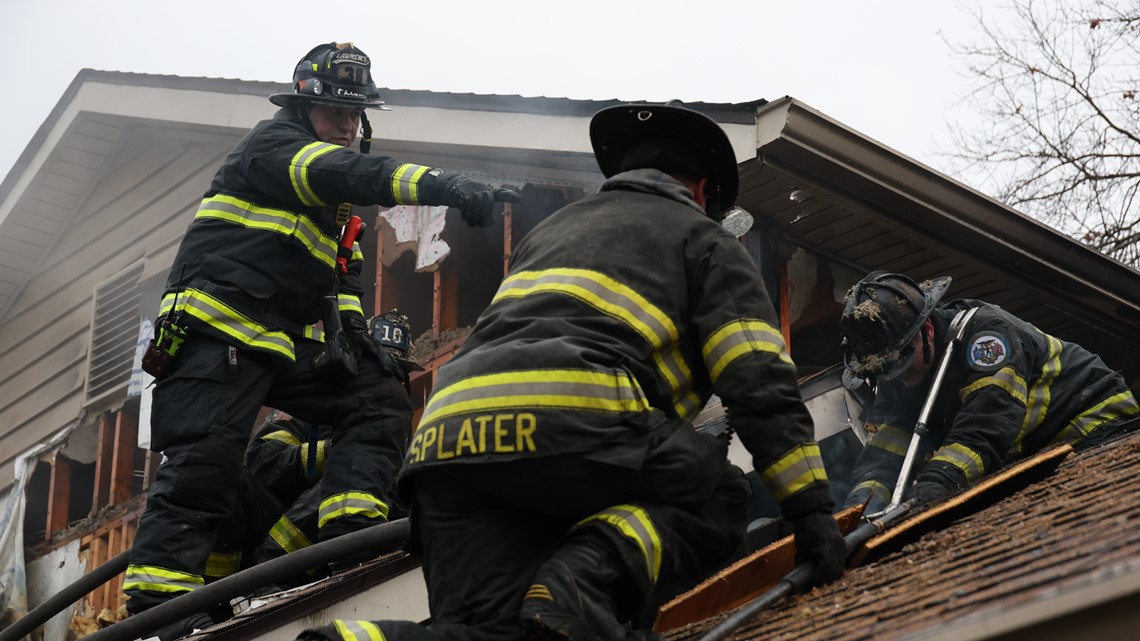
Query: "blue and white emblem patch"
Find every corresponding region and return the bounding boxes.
[967,332,1010,371]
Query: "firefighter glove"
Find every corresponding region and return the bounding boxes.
[440,173,521,227]
[344,315,403,380]
[905,479,956,507]
[907,465,962,507]
[792,507,847,586]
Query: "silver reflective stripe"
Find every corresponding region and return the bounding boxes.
[269,515,312,554]
[318,492,389,528]
[577,505,661,585]
[1014,334,1063,455]
[333,620,386,641]
[196,196,338,269]
[493,269,694,417]
[162,289,295,360]
[867,423,911,457]
[290,142,340,206]
[1054,390,1140,444]
[391,163,431,204]
[932,443,986,483]
[853,479,891,504]
[420,369,649,426]
[761,443,827,502]
[961,366,1028,405]
[123,564,204,594]
[702,319,792,383]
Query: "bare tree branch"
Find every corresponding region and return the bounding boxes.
[945,0,1140,266]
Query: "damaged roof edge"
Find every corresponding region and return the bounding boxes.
[753,97,1140,342]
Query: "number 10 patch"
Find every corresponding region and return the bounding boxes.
[369,316,410,353]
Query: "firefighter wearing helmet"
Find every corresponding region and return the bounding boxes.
[294,101,846,641]
[122,42,517,641]
[840,271,1138,513]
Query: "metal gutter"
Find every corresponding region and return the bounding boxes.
[751,97,1140,341]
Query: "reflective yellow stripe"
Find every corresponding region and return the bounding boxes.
[204,551,241,578]
[702,319,793,383]
[960,366,1028,405]
[351,241,364,262]
[261,429,302,446]
[492,268,694,417]
[195,194,338,269]
[333,620,387,641]
[1014,334,1063,455]
[303,325,324,342]
[420,369,650,426]
[867,423,912,457]
[391,163,431,204]
[575,504,661,586]
[123,564,204,594]
[759,442,829,503]
[852,479,891,505]
[932,443,986,483]
[338,293,364,316]
[1052,390,1140,445]
[301,439,328,476]
[290,142,340,206]
[319,491,389,528]
[161,289,295,360]
[269,515,313,554]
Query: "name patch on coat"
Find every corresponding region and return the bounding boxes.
[407,413,539,464]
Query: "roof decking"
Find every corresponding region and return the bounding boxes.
[666,430,1140,641]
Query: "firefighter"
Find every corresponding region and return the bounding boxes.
[840,271,1140,512]
[236,314,422,589]
[123,42,517,641]
[295,101,847,641]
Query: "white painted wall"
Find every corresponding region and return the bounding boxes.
[26,539,87,641]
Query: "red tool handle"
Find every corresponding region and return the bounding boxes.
[337,215,364,274]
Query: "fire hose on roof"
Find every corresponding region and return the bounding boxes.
[0,518,410,641]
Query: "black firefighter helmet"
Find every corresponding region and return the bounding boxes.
[270,42,387,109]
[589,101,739,217]
[839,271,952,381]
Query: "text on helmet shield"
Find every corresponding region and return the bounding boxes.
[332,52,370,65]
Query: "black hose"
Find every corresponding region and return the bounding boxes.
[697,501,915,641]
[0,551,131,641]
[2,518,409,641]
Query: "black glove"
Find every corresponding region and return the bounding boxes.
[343,315,402,380]
[294,624,338,641]
[792,507,847,587]
[441,173,521,227]
[904,479,955,507]
[906,465,963,507]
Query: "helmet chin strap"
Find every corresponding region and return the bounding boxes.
[922,328,932,365]
[360,112,372,155]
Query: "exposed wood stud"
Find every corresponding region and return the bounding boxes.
[111,409,138,505]
[92,413,114,513]
[45,452,72,541]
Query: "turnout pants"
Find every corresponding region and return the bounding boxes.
[300,416,753,641]
[124,333,411,613]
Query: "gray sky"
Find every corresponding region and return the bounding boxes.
[0,0,998,188]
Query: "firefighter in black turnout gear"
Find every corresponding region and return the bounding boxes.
[295,102,846,641]
[841,271,1139,512]
[124,42,517,641]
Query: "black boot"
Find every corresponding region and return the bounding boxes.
[520,532,631,641]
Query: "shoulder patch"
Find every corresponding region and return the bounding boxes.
[966,331,1011,371]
